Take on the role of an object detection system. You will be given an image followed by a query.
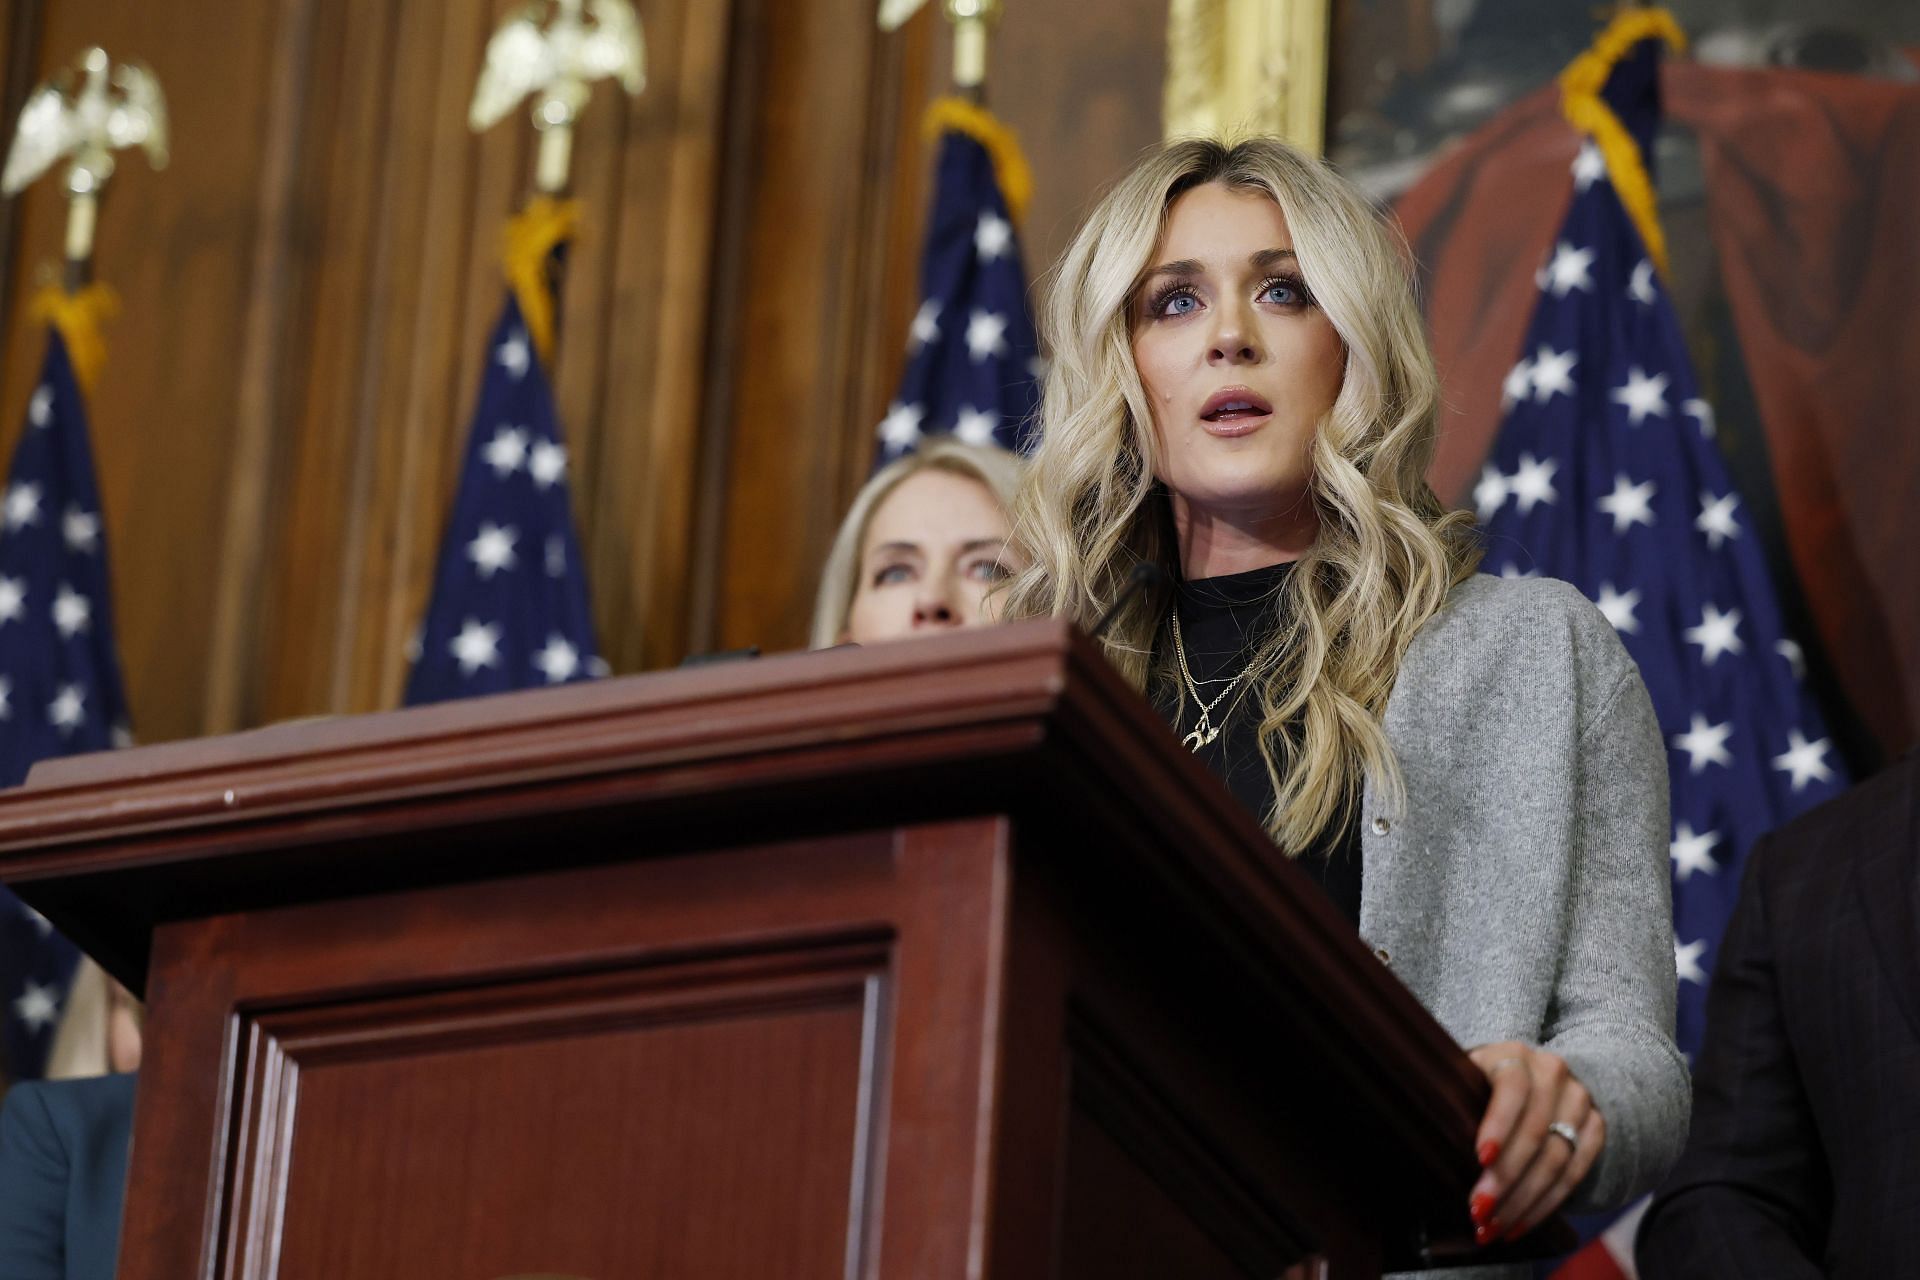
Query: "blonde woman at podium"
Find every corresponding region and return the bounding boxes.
[1004,137,1687,1266]
[811,439,1027,648]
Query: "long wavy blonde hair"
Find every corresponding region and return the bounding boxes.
[1004,136,1481,852]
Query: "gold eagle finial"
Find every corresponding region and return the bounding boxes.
[470,0,645,193]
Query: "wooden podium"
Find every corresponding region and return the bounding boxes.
[0,620,1564,1278]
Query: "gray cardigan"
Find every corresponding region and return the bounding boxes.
[1363,574,1688,1278]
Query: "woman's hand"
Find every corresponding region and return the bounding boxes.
[1465,1042,1607,1244]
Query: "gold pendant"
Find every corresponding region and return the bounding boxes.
[1182,723,1219,751]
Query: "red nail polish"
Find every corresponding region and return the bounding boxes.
[1474,1223,1491,1247]
[1470,1193,1496,1224]
[1478,1139,1501,1166]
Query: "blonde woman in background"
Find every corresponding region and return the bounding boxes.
[1003,137,1686,1268]
[811,438,1027,648]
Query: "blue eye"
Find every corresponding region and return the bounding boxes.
[873,564,915,586]
[1259,276,1313,307]
[1156,289,1200,317]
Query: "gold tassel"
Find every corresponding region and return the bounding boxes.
[923,96,1033,225]
[28,284,118,396]
[1558,8,1688,279]
[501,195,583,365]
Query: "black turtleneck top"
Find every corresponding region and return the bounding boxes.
[1155,560,1363,927]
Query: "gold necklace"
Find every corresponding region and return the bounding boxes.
[1170,607,1252,751]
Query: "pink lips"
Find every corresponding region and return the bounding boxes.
[1198,386,1273,436]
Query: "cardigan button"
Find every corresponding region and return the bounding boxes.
[1370,816,1391,835]
[1373,946,1391,966]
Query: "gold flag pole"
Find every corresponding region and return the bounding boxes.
[878,0,1004,100]
[469,0,646,198]
[1,46,169,292]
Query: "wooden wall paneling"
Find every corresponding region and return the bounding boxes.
[700,0,934,657]
[568,0,736,677]
[242,0,398,726]
[0,0,47,336]
[325,0,479,717]
[203,0,325,736]
[338,0,498,715]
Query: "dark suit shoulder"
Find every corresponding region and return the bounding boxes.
[1748,752,1917,890]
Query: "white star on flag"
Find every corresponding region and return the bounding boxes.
[466,522,519,579]
[529,441,567,490]
[1627,259,1658,306]
[1498,563,1538,579]
[496,329,531,381]
[1594,583,1642,634]
[1684,397,1715,438]
[1543,241,1596,297]
[1611,365,1671,425]
[878,401,925,452]
[11,980,60,1033]
[28,385,53,427]
[1500,356,1534,410]
[1508,453,1559,513]
[532,633,580,684]
[47,683,85,734]
[1675,938,1709,985]
[1596,474,1657,534]
[1776,638,1806,681]
[450,618,503,675]
[52,584,91,638]
[0,576,24,626]
[953,406,999,447]
[965,309,1009,362]
[484,427,529,477]
[1673,713,1735,773]
[62,506,100,554]
[1685,603,1745,665]
[1771,729,1835,793]
[1670,822,1722,881]
[974,210,1012,262]
[1530,344,1578,403]
[1472,465,1509,520]
[908,300,941,351]
[1572,143,1607,192]
[5,481,41,530]
[1695,492,1741,550]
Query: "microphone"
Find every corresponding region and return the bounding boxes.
[1089,562,1167,640]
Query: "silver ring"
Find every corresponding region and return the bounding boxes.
[1487,1057,1527,1076]
[1547,1120,1580,1151]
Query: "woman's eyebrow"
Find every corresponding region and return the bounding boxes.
[868,540,925,559]
[955,537,1009,556]
[1144,248,1297,280]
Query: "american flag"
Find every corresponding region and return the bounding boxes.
[0,324,132,1082]
[1469,28,1849,1278]
[403,285,603,705]
[874,101,1042,467]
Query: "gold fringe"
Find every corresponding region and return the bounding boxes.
[29,284,119,395]
[923,96,1033,224]
[502,195,582,365]
[1558,8,1687,278]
